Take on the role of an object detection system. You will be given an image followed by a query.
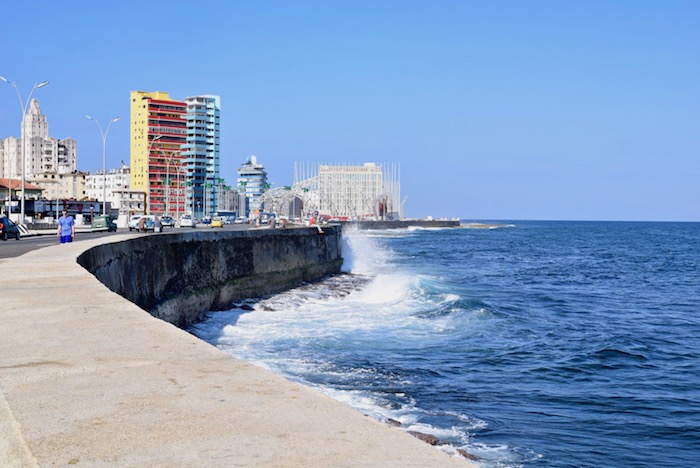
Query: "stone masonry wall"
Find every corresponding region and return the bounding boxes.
[77,226,343,328]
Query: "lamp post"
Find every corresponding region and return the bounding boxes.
[145,135,163,214]
[53,179,61,221]
[176,165,186,219]
[164,150,180,216]
[0,76,49,223]
[85,115,121,216]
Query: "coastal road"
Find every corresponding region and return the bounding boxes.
[0,230,122,259]
[0,223,262,259]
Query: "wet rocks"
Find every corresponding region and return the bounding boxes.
[408,431,438,445]
[385,418,402,427]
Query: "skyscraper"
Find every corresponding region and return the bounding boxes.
[183,95,220,219]
[1,99,76,177]
[130,91,186,216]
[237,155,267,217]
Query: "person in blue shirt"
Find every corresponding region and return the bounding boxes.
[57,209,75,244]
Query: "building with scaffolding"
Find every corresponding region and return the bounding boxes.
[259,161,402,220]
[318,163,382,218]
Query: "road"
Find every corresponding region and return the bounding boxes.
[0,224,262,259]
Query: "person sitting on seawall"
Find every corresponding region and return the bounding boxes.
[57,209,75,244]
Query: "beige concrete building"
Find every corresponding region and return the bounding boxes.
[29,171,87,200]
[1,99,77,179]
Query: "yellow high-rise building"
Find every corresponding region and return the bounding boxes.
[130,91,186,216]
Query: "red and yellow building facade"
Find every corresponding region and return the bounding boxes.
[130,91,186,216]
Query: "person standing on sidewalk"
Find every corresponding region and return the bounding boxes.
[57,209,75,244]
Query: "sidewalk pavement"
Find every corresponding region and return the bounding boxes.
[0,235,473,467]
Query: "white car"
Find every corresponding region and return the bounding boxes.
[234,216,246,224]
[128,215,142,231]
[178,215,196,228]
[129,215,156,232]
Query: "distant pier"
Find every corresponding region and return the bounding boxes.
[340,219,461,230]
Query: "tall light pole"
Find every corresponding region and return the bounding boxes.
[0,76,49,223]
[164,150,180,216]
[146,134,163,215]
[177,165,186,219]
[85,115,121,216]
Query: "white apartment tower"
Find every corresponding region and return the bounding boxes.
[237,155,267,217]
[183,95,220,218]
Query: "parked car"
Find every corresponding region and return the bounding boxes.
[160,216,175,228]
[0,216,21,240]
[91,215,117,232]
[210,217,224,228]
[128,215,156,232]
[128,215,143,231]
[178,215,196,228]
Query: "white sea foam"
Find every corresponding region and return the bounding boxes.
[352,273,416,304]
[341,227,394,273]
[406,225,452,232]
[189,227,515,466]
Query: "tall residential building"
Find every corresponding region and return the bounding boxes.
[183,95,220,218]
[130,91,186,216]
[1,99,77,178]
[237,155,267,217]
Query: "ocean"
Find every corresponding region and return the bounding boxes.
[189,221,700,467]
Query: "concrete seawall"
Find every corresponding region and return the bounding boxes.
[342,220,460,230]
[1,230,474,467]
[77,226,343,328]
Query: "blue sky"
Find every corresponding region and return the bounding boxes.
[0,1,697,221]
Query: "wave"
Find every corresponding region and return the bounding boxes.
[461,223,516,230]
[189,229,502,463]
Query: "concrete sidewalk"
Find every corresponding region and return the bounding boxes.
[0,236,474,467]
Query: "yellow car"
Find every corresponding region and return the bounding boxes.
[210,217,224,228]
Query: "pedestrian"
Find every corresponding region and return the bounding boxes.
[57,209,75,244]
[139,216,146,233]
[154,216,162,233]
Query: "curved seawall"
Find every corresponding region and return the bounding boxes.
[1,230,472,466]
[77,226,343,327]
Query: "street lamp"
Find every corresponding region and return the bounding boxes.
[85,115,121,216]
[0,76,49,223]
[164,150,180,216]
[176,165,186,219]
[146,135,163,214]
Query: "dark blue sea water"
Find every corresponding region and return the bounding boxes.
[190,221,700,467]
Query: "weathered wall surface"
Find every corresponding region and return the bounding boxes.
[77,226,343,328]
